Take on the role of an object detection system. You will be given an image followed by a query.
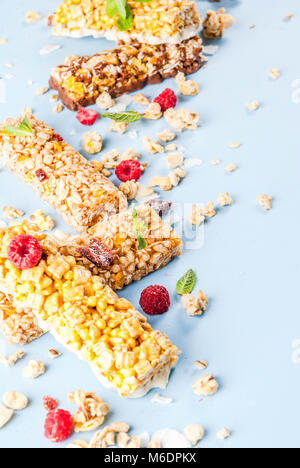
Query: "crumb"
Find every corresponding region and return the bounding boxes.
[25,11,41,23]
[257,194,272,211]
[96,91,115,110]
[109,121,128,134]
[226,163,237,173]
[53,104,64,113]
[211,159,221,165]
[184,424,205,445]
[249,24,256,29]
[217,192,233,207]
[119,148,140,162]
[165,152,184,169]
[23,360,45,379]
[0,351,25,367]
[2,206,24,220]
[82,131,103,154]
[247,101,260,111]
[36,87,49,96]
[48,349,61,359]
[133,92,150,106]
[66,440,89,449]
[182,291,208,316]
[119,180,140,200]
[194,360,208,370]
[217,427,231,440]
[144,102,162,120]
[100,149,119,169]
[269,68,280,80]
[164,108,199,132]
[49,94,59,103]
[284,13,293,20]
[157,129,176,143]
[143,136,164,154]
[30,209,55,231]
[3,391,28,410]
[0,404,13,429]
[0,38,7,45]
[189,205,205,226]
[27,80,33,86]
[229,142,242,149]
[192,374,219,396]
[68,391,109,433]
[200,201,216,218]
[168,168,186,187]
[203,8,235,39]
[175,72,199,96]
[149,176,172,191]
[165,143,177,152]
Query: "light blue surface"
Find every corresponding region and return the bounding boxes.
[0,0,300,449]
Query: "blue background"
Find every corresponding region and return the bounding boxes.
[0,0,300,449]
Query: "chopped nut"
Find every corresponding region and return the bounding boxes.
[144,102,162,120]
[0,351,25,367]
[22,360,45,379]
[194,360,208,370]
[68,391,109,433]
[182,291,208,316]
[157,129,176,143]
[217,192,233,207]
[133,93,150,106]
[168,168,186,187]
[247,101,260,111]
[3,391,28,410]
[36,87,49,96]
[2,206,24,220]
[269,68,280,80]
[25,11,41,23]
[200,201,216,218]
[164,108,199,132]
[109,121,128,134]
[143,136,164,154]
[0,404,13,429]
[67,440,88,448]
[226,163,237,173]
[189,205,205,226]
[82,132,103,154]
[149,176,172,191]
[53,104,63,113]
[30,209,55,231]
[257,194,272,211]
[119,180,140,200]
[184,424,205,445]
[165,152,184,169]
[192,374,219,396]
[217,427,231,440]
[96,91,114,110]
[48,349,61,359]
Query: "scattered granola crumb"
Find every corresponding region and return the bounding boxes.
[67,440,89,449]
[284,13,293,20]
[182,291,208,317]
[192,374,219,396]
[164,108,199,132]
[0,38,7,45]
[269,68,280,80]
[211,159,221,165]
[0,351,25,367]
[89,422,130,448]
[3,391,28,410]
[217,427,231,440]
[151,394,173,405]
[200,201,216,218]
[82,131,103,154]
[203,8,235,39]
[48,349,61,359]
[133,93,150,106]
[49,94,59,103]
[30,209,55,231]
[25,11,41,23]
[0,404,13,429]
[119,180,140,200]
[96,91,115,110]
[165,152,184,169]
[189,205,205,226]
[157,129,176,143]
[138,187,156,199]
[36,87,49,96]
[175,72,199,96]
[249,24,256,29]
[226,163,238,173]
[68,391,109,433]
[109,121,128,134]
[100,149,119,169]
[2,206,24,220]
[229,142,242,149]
[143,136,164,154]
[194,360,208,370]
[53,103,64,113]
[148,440,161,448]
[23,360,45,379]
[117,432,131,448]
[165,143,177,152]
[217,192,233,207]
[144,102,162,120]
[257,194,272,211]
[149,176,172,191]
[119,148,140,162]
[247,101,260,111]
[184,424,205,445]
[168,168,186,187]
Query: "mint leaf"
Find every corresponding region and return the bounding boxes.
[176,270,196,295]
[106,0,127,18]
[101,111,142,123]
[117,3,133,30]
[132,205,147,250]
[137,234,147,250]
[3,117,34,137]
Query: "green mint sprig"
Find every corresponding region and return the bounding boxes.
[101,111,142,123]
[132,205,147,250]
[106,0,153,32]
[176,269,196,295]
[2,117,34,137]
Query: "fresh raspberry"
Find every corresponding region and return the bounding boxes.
[76,107,98,126]
[79,238,114,268]
[115,160,142,182]
[154,88,177,112]
[7,235,42,269]
[139,285,171,316]
[44,409,73,443]
[43,396,58,412]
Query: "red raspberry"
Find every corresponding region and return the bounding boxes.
[139,285,171,316]
[44,409,73,443]
[43,396,58,412]
[115,160,142,182]
[76,107,98,126]
[7,235,42,269]
[154,88,177,112]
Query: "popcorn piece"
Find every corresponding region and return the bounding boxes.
[194,360,208,370]
[165,152,184,169]
[149,176,172,192]
[2,206,24,220]
[0,404,13,429]
[164,108,199,132]
[119,181,140,201]
[189,205,205,227]
[22,360,45,379]
[3,391,28,410]
[0,351,25,367]
[25,11,41,23]
[144,103,162,120]
[217,192,233,207]
[184,424,205,445]
[203,8,235,39]
[269,68,280,80]
[143,136,164,154]
[96,91,115,110]
[36,87,49,96]
[200,201,216,218]
[133,93,150,106]
[168,168,186,187]
[226,163,237,173]
[181,291,208,316]
[257,194,272,211]
[247,101,260,111]
[82,132,103,154]
[109,121,128,134]
[157,129,176,143]
[30,210,55,231]
[68,391,109,433]
[217,427,231,440]
[192,374,219,396]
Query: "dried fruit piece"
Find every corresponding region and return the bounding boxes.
[43,396,58,412]
[7,235,42,269]
[79,239,114,268]
[139,285,171,316]
[76,107,98,126]
[3,391,28,410]
[44,409,73,443]
[0,404,13,428]
[146,200,172,217]
[35,168,48,182]
[115,160,142,182]
[154,88,177,112]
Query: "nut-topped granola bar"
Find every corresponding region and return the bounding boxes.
[0,222,180,397]
[49,37,203,110]
[48,0,201,45]
[0,114,127,232]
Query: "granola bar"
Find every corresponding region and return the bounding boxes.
[56,204,183,290]
[0,222,180,397]
[0,114,127,232]
[49,37,204,110]
[48,0,201,45]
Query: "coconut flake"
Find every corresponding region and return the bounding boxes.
[151,429,191,449]
[109,94,132,113]
[151,394,173,405]
[202,45,219,55]
[40,44,61,55]
[184,158,203,168]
